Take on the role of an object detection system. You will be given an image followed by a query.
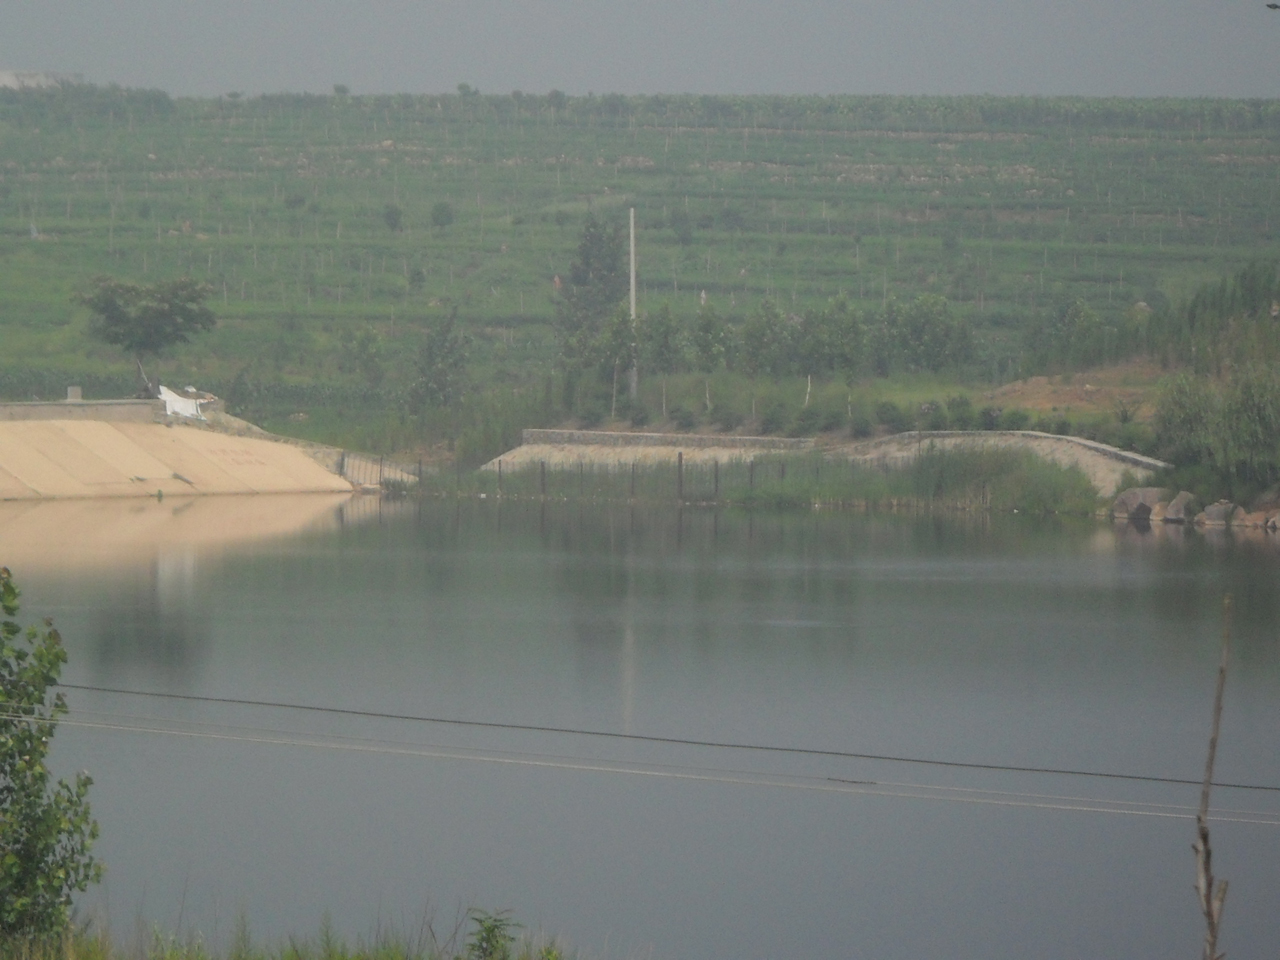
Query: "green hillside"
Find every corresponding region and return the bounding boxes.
[2,85,1278,457]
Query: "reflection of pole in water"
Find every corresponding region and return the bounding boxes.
[93,546,206,682]
[622,616,635,734]
[622,560,636,734]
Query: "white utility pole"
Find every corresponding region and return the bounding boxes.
[628,207,638,399]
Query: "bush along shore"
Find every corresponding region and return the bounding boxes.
[407,447,1102,517]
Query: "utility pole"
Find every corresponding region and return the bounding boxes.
[628,207,638,400]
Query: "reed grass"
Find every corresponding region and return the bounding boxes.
[0,916,570,960]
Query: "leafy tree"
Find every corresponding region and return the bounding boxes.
[739,298,793,380]
[866,299,902,377]
[868,295,971,375]
[795,296,862,382]
[554,213,628,371]
[383,203,404,232]
[691,303,729,374]
[1031,298,1109,370]
[639,303,685,377]
[430,201,455,228]
[637,303,684,420]
[1153,374,1218,466]
[77,276,215,394]
[1221,365,1280,486]
[1,567,102,939]
[588,305,637,418]
[338,327,385,389]
[899,294,973,372]
[409,307,470,409]
[1154,367,1280,497]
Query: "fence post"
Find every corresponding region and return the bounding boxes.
[713,459,720,499]
[338,450,347,479]
[677,451,684,502]
[497,459,503,497]
[630,461,637,499]
[379,456,384,486]
[579,461,584,497]
[749,458,755,491]
[780,461,786,483]
[417,457,423,484]
[540,460,546,497]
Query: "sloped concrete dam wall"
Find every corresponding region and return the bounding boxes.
[0,421,351,499]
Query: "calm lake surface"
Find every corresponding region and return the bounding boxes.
[6,497,1280,960]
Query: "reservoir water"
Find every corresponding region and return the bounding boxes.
[4,496,1280,959]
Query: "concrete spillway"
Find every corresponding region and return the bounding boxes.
[0,420,352,500]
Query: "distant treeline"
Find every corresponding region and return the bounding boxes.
[3,82,1278,135]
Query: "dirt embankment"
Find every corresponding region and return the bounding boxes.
[983,360,1168,421]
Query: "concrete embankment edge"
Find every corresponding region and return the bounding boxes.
[0,420,353,499]
[489,429,1167,496]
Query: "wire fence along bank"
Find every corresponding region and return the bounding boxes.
[412,447,1101,515]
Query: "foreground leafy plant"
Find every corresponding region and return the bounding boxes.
[465,912,519,960]
[0,567,102,939]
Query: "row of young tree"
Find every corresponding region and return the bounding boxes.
[552,215,976,404]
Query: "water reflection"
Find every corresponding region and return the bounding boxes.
[92,551,208,684]
[0,493,353,684]
[13,498,1280,960]
[0,494,353,574]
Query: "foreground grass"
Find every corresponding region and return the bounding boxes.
[424,446,1101,516]
[1,914,570,960]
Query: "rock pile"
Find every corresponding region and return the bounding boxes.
[1110,488,1280,529]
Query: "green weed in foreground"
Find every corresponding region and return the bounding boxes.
[427,447,1100,516]
[0,913,572,960]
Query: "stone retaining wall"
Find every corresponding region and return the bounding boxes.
[0,399,164,422]
[521,429,813,451]
[890,431,1169,472]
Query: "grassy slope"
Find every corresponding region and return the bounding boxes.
[0,90,1276,454]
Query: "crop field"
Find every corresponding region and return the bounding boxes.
[1,88,1277,453]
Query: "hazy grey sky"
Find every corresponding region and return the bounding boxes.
[3,0,1278,99]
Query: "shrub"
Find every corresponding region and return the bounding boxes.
[789,406,823,437]
[819,407,846,432]
[1000,408,1031,431]
[0,568,102,939]
[850,414,874,438]
[979,406,1002,430]
[920,400,949,431]
[874,400,910,433]
[946,395,975,430]
[670,405,697,430]
[713,407,744,431]
[759,400,789,434]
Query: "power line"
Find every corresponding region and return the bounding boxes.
[60,682,1280,794]
[33,708,1280,826]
